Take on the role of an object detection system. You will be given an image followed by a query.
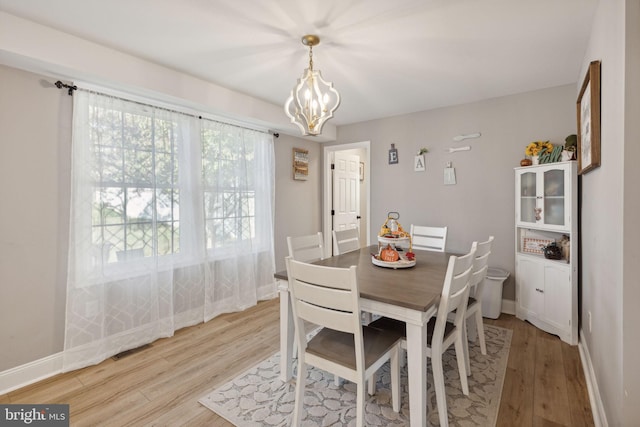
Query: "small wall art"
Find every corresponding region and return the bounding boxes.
[292,147,309,180]
[388,143,398,164]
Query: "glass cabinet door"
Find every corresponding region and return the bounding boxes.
[520,172,537,223]
[543,169,565,226]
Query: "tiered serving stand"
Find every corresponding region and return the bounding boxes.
[372,235,416,269]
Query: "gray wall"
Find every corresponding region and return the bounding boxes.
[274,134,322,273]
[579,0,640,424]
[0,65,70,371]
[623,1,640,422]
[335,85,577,302]
[0,64,316,373]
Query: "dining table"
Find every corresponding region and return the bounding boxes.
[275,244,452,427]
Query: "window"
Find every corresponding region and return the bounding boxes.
[90,104,181,262]
[72,91,274,269]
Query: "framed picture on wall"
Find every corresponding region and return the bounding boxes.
[292,147,309,180]
[576,60,601,175]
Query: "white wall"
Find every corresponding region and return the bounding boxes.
[336,85,577,302]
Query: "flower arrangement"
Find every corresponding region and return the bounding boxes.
[525,141,553,157]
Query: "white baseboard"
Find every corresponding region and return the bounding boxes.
[501,299,516,316]
[0,352,63,395]
[579,329,607,427]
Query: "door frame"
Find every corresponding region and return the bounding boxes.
[323,141,371,252]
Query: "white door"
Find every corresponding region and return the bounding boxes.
[332,152,360,254]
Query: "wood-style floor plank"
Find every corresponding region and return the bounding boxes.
[561,340,595,426]
[534,330,572,425]
[1,299,593,426]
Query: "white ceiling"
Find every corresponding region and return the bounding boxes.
[0,0,598,126]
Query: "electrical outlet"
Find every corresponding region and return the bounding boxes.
[588,311,592,333]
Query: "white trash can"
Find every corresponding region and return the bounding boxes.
[481,267,510,319]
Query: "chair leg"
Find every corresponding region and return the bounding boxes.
[475,309,487,355]
[367,372,376,395]
[334,374,340,386]
[462,321,471,376]
[455,336,470,395]
[356,381,365,427]
[466,313,478,342]
[432,353,449,427]
[293,357,307,426]
[390,346,400,412]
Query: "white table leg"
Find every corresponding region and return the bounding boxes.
[279,285,294,382]
[406,321,428,427]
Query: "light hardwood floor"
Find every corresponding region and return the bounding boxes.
[1,298,594,426]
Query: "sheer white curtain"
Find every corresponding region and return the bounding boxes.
[64,90,275,371]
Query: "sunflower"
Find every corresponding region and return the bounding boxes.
[525,141,553,156]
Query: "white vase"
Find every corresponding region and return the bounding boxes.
[531,155,539,165]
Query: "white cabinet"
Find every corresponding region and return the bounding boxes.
[515,162,578,345]
[516,163,572,230]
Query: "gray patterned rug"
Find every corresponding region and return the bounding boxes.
[199,324,512,426]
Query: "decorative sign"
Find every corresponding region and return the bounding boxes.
[522,237,554,255]
[414,155,425,172]
[292,148,309,180]
[388,143,398,164]
[539,145,563,164]
[444,162,456,185]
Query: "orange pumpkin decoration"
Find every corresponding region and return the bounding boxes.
[380,244,399,262]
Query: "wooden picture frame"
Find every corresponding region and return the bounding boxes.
[576,60,601,175]
[292,147,309,180]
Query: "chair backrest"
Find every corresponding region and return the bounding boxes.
[410,225,448,252]
[287,232,325,263]
[285,256,364,368]
[332,227,360,255]
[470,236,494,299]
[432,242,477,342]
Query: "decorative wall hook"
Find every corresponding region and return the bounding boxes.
[453,132,481,142]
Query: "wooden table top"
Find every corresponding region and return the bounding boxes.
[275,245,451,312]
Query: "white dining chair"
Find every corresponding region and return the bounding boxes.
[287,232,344,384]
[369,242,477,427]
[287,232,325,262]
[332,227,360,255]
[461,235,494,371]
[410,224,448,252]
[286,256,403,427]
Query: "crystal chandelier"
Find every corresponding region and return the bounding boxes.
[284,35,341,136]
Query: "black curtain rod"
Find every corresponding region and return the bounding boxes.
[52,80,279,138]
[55,80,77,96]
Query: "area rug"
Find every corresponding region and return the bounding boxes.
[199,324,512,426]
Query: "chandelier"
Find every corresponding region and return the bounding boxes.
[284,35,341,136]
